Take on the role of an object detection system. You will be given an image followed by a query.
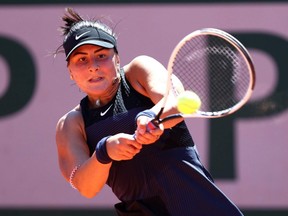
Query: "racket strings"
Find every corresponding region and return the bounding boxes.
[172,34,251,113]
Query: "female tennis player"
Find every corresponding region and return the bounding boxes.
[55,8,243,216]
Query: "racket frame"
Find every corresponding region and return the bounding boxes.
[159,28,256,123]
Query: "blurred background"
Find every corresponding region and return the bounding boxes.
[0,0,287,215]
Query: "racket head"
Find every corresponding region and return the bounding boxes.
[168,28,255,118]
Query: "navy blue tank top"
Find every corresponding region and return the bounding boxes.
[80,69,243,216]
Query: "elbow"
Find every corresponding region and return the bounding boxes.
[78,188,100,199]
[81,193,97,199]
[70,176,108,199]
[76,181,104,199]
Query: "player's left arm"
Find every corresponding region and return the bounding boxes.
[124,55,184,142]
[125,55,184,117]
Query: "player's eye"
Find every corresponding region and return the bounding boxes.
[97,54,107,59]
[78,57,87,62]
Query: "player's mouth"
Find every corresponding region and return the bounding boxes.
[89,77,103,83]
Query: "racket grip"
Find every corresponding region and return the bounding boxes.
[147,119,160,131]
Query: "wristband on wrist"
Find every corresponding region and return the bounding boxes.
[95,136,113,164]
[135,109,156,123]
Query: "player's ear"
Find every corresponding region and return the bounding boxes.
[115,57,121,72]
[68,69,74,80]
[115,54,120,65]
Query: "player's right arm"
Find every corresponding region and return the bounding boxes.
[55,108,111,198]
[56,107,142,198]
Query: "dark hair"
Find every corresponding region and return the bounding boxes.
[60,8,84,36]
[54,8,118,57]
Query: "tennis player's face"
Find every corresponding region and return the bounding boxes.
[67,44,119,96]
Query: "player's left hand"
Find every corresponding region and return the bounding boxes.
[134,115,164,145]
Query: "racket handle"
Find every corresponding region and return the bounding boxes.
[147,119,160,131]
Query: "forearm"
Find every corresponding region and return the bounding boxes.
[70,153,112,198]
[150,96,184,129]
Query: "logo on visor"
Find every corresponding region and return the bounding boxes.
[75,31,91,40]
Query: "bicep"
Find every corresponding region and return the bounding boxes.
[126,55,170,104]
[126,56,185,126]
[56,113,90,181]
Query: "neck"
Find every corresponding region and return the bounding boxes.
[89,76,120,108]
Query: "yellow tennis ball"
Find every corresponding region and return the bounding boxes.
[177,91,201,114]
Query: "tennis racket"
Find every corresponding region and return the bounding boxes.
[148,28,255,129]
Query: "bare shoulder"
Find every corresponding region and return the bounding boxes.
[56,105,85,141]
[123,55,167,96]
[124,55,164,75]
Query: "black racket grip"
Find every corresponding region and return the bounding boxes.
[147,119,160,131]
